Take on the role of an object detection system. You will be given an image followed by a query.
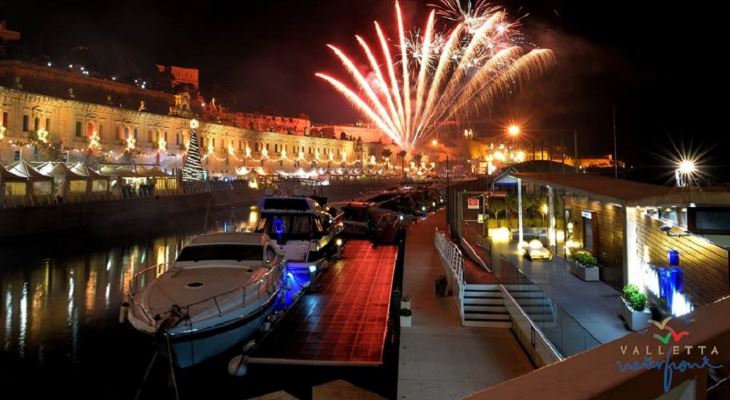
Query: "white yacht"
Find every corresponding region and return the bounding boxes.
[253,196,344,274]
[126,232,284,368]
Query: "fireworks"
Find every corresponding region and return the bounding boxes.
[317,1,555,153]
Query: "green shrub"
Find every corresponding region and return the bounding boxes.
[622,284,640,299]
[399,308,412,317]
[573,250,598,267]
[622,284,647,311]
[628,292,647,311]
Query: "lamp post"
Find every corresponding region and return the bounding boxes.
[675,159,696,187]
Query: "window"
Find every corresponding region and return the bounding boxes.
[45,118,51,130]
[133,128,138,139]
[254,215,317,240]
[34,117,39,131]
[148,130,154,143]
[176,244,263,262]
[23,115,29,131]
[265,246,277,262]
[176,132,181,145]
[2,112,8,128]
[75,121,82,137]
[98,124,104,138]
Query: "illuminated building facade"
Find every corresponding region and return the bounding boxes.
[0,61,397,175]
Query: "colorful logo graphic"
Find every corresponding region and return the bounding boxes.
[617,315,721,392]
[649,317,690,344]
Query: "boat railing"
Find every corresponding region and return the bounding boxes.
[128,262,283,326]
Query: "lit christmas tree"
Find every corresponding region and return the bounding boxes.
[182,118,205,181]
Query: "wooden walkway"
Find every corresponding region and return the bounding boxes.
[248,240,398,365]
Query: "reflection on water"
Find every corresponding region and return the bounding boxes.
[0,208,251,371]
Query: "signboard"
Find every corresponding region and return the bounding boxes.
[477,214,485,223]
[581,210,593,219]
[467,197,480,210]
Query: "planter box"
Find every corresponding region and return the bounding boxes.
[570,262,600,281]
[620,297,651,331]
[400,315,412,327]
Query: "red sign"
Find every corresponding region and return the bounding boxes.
[467,197,480,209]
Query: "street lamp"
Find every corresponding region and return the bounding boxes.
[507,124,521,137]
[675,158,697,187]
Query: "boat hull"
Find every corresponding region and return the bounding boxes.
[165,291,278,368]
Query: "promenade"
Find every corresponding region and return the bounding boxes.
[397,211,533,400]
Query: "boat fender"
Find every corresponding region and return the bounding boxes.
[242,339,257,353]
[119,301,130,324]
[227,355,248,377]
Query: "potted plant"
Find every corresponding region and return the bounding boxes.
[399,308,412,327]
[569,250,600,281]
[620,284,651,331]
[400,295,411,310]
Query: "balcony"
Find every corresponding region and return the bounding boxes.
[464,297,730,400]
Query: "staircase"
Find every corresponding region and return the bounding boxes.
[462,283,511,328]
[503,284,557,327]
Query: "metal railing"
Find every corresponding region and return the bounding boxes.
[128,262,283,333]
[434,229,465,322]
[459,221,600,359]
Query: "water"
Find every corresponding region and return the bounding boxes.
[0,207,255,398]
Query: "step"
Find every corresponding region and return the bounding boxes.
[464,284,499,291]
[464,305,507,313]
[463,297,503,305]
[463,291,502,299]
[518,305,554,313]
[515,298,552,307]
[463,312,511,321]
[506,288,544,294]
[509,291,548,299]
[463,320,512,328]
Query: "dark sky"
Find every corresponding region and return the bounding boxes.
[1,0,726,180]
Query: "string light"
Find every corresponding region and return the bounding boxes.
[88,131,101,150]
[37,128,50,144]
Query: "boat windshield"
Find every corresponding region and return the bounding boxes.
[176,244,263,262]
[255,214,323,240]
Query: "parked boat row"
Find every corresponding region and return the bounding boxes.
[330,184,445,242]
[123,195,345,368]
[122,187,437,369]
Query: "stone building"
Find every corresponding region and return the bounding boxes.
[0,61,398,176]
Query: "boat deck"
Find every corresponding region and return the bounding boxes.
[247,240,398,366]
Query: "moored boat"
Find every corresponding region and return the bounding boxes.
[126,232,284,368]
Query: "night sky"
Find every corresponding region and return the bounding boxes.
[1,0,726,181]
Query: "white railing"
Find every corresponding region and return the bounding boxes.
[434,229,465,322]
[128,262,283,332]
